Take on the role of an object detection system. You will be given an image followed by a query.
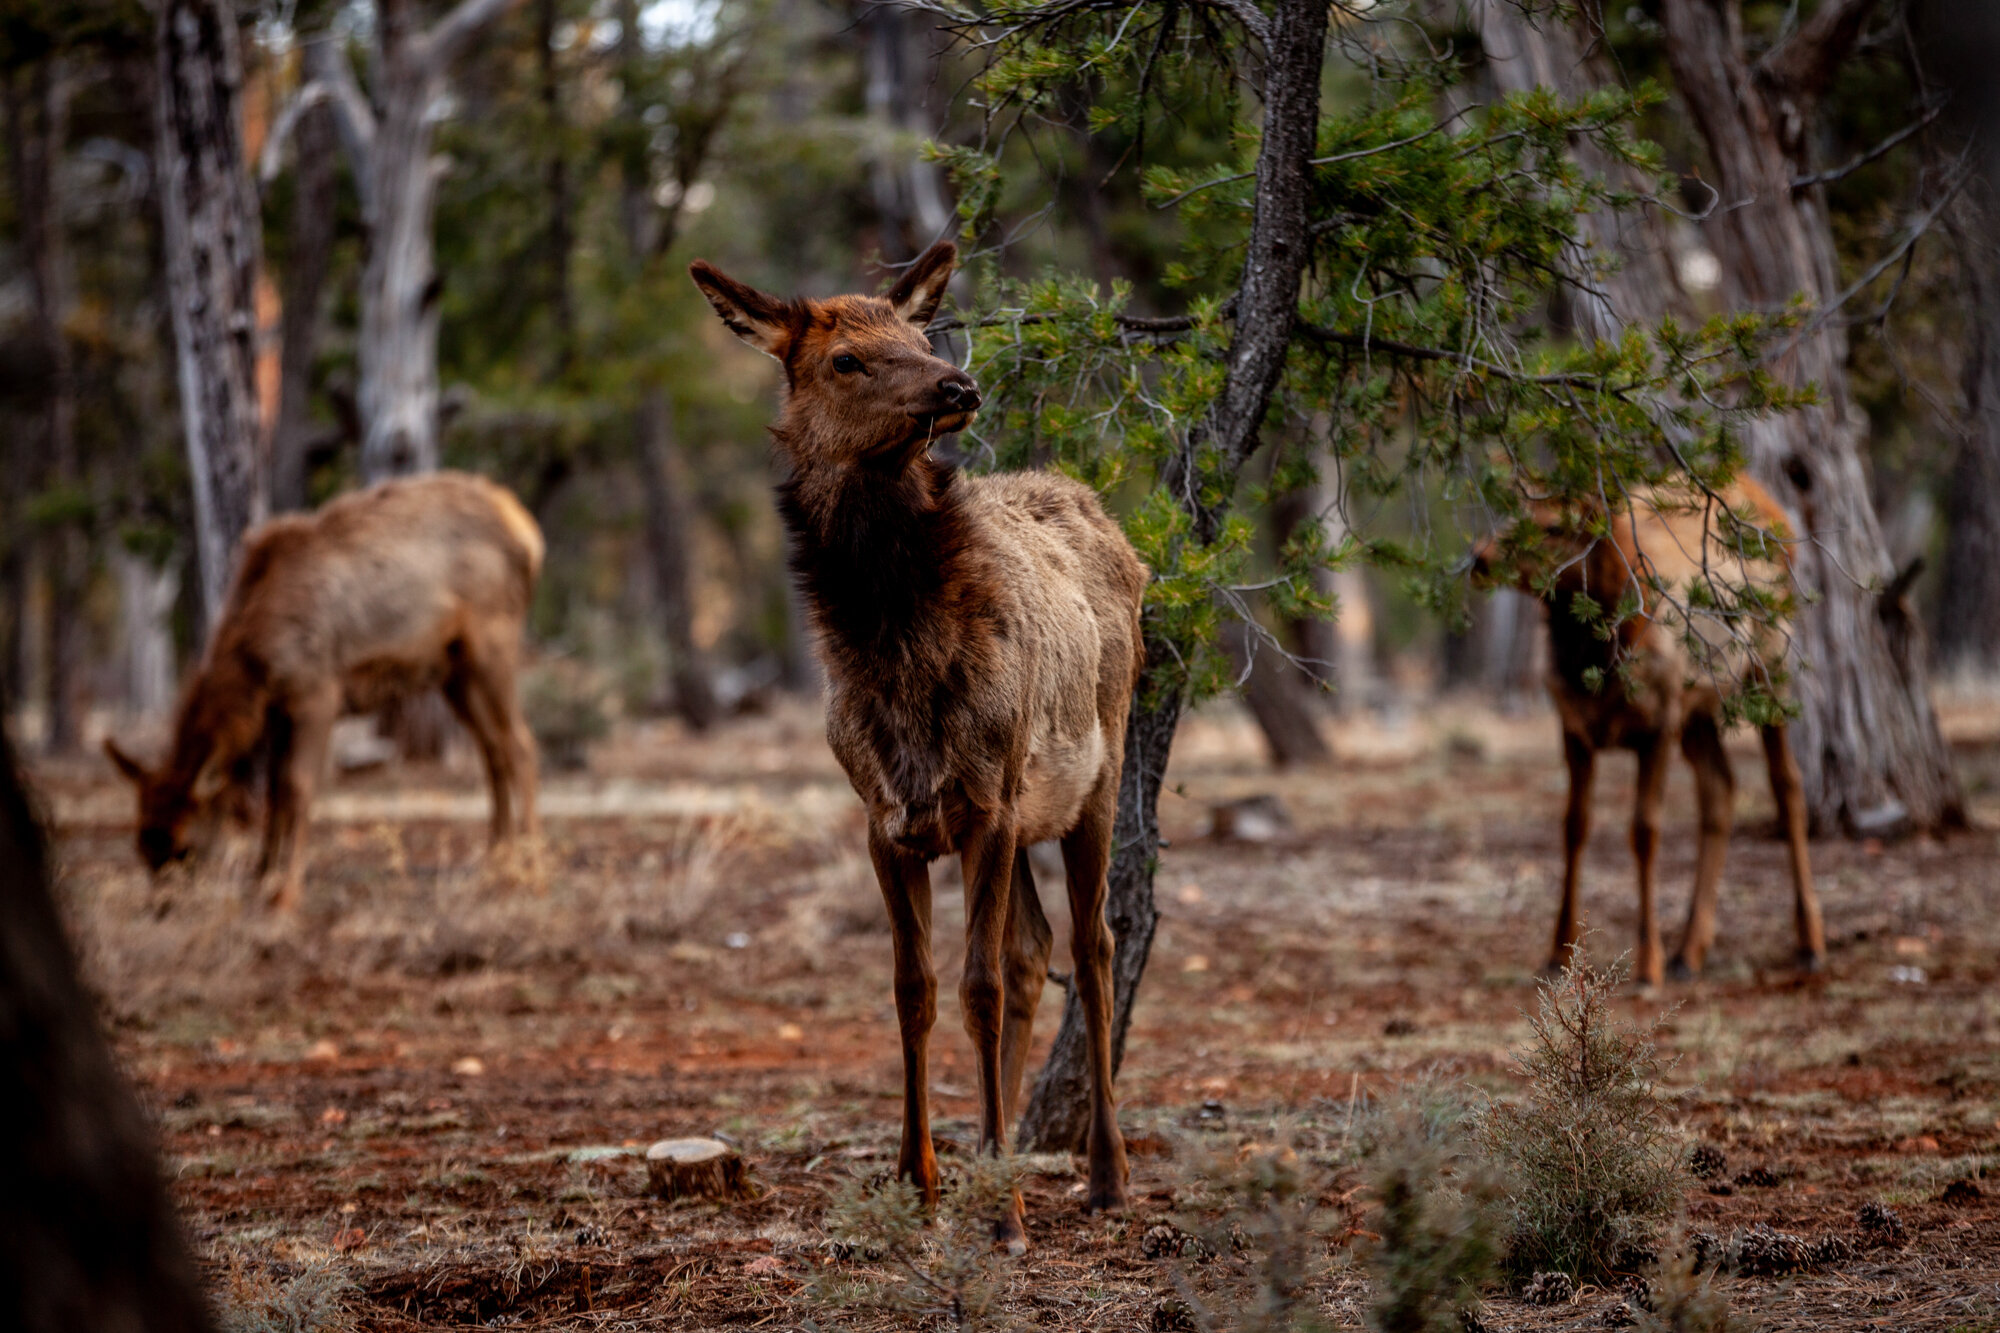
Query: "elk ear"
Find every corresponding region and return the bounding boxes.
[886,241,956,329]
[104,738,149,786]
[688,260,796,360]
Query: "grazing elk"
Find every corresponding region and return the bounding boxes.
[105,472,543,912]
[1476,478,1826,986]
[690,242,1146,1252]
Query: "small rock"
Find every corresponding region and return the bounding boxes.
[306,1038,340,1062]
[1521,1271,1576,1306]
[450,1056,485,1077]
[743,1255,786,1277]
[1734,1165,1781,1188]
[1895,1134,1940,1153]
[1209,794,1292,842]
[332,1226,366,1252]
[1857,1201,1906,1245]
[1688,1143,1728,1179]
[1942,1178,1984,1207]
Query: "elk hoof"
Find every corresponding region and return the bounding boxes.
[1085,1181,1130,1215]
[1794,948,1825,974]
[1667,955,1697,983]
[993,1214,1028,1256]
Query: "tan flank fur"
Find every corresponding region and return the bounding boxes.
[1478,477,1825,985]
[690,242,1147,1251]
[106,472,544,912]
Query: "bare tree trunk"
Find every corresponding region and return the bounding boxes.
[864,7,953,259]
[1937,193,2000,680]
[1221,621,1333,765]
[0,713,215,1333]
[271,101,338,513]
[1661,0,1963,833]
[7,63,83,753]
[637,392,719,729]
[157,0,268,623]
[1020,0,1330,1151]
[115,553,180,719]
[537,0,574,367]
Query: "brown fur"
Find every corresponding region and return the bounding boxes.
[1477,478,1825,985]
[106,472,544,912]
[691,243,1147,1249]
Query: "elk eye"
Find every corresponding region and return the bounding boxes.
[832,354,863,374]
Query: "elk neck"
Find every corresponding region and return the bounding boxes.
[773,433,974,668]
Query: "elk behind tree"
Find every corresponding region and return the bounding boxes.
[691,242,1147,1252]
[105,472,543,911]
[1476,478,1826,986]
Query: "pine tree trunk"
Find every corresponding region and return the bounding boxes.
[1660,0,1963,832]
[271,101,338,513]
[1937,193,2000,681]
[1018,0,1330,1151]
[115,553,180,719]
[157,0,268,621]
[1220,621,1332,766]
[637,391,719,729]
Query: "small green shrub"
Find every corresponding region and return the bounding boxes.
[1482,955,1687,1281]
[1363,1104,1501,1333]
[521,657,613,771]
[215,1258,355,1333]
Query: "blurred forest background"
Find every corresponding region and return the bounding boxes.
[1,0,1995,792]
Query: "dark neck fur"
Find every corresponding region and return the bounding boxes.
[775,443,970,663]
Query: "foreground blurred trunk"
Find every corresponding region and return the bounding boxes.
[0,711,214,1332]
[1660,0,1961,833]
[157,0,269,626]
[1937,192,2000,682]
[6,62,83,753]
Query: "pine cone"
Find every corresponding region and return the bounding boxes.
[1457,1306,1490,1333]
[1620,1274,1657,1312]
[1522,1271,1577,1306]
[1140,1223,1184,1260]
[1688,1143,1728,1179]
[1689,1230,1725,1272]
[1857,1201,1906,1245]
[1806,1233,1854,1267]
[1151,1298,1197,1331]
[1734,1223,1811,1276]
[1734,1165,1781,1188]
[1603,1300,1636,1328]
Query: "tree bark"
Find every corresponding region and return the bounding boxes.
[637,391,720,729]
[6,62,83,753]
[1937,191,2000,680]
[537,0,574,366]
[115,553,180,719]
[157,0,268,623]
[1220,621,1333,766]
[864,7,954,259]
[1019,0,1330,1151]
[271,100,339,513]
[1660,0,1963,832]
[0,704,215,1333]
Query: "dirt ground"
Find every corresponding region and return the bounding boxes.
[33,693,2000,1331]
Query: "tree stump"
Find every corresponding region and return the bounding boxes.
[645,1138,748,1203]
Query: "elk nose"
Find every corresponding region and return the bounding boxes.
[937,371,981,411]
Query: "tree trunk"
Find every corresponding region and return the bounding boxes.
[0,711,215,1333]
[1937,192,2000,681]
[1660,0,1963,832]
[7,62,83,753]
[157,0,268,622]
[271,100,339,513]
[1018,668,1180,1152]
[537,0,574,367]
[1019,0,1330,1151]
[864,7,954,259]
[115,553,180,719]
[357,50,447,481]
[1220,621,1333,766]
[637,391,719,729]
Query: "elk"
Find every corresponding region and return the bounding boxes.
[1476,478,1826,986]
[690,242,1146,1252]
[105,472,543,912]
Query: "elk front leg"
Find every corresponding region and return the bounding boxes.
[264,687,338,914]
[1548,730,1596,976]
[868,827,939,1207]
[1059,773,1130,1216]
[1629,732,1671,986]
[1762,723,1825,972]
[1671,712,1735,980]
[959,813,1026,1252]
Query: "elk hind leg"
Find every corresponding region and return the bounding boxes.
[1670,712,1735,980]
[959,815,1027,1252]
[1629,732,1671,986]
[999,846,1053,1128]
[1762,723,1825,971]
[1059,774,1130,1215]
[264,687,338,914]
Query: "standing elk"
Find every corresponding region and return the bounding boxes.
[690,242,1146,1252]
[1475,478,1826,986]
[105,472,543,912]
